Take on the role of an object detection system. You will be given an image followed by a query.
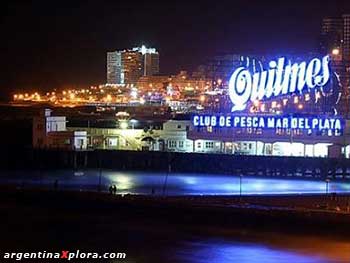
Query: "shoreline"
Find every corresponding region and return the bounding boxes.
[2,186,350,241]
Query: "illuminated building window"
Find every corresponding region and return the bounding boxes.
[205,142,214,148]
[305,94,310,101]
[168,140,177,148]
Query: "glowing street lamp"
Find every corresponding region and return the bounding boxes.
[120,121,128,129]
[332,48,340,56]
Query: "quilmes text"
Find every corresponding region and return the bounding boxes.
[228,56,330,111]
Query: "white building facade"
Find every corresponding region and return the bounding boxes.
[33,109,350,158]
[33,109,87,150]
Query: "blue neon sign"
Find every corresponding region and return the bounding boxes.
[192,114,342,132]
[228,56,331,111]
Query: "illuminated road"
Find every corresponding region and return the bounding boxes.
[1,170,350,195]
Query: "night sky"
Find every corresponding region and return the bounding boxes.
[1,0,350,99]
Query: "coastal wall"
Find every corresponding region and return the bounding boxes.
[1,148,350,180]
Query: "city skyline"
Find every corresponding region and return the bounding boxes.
[1,0,350,99]
[107,45,160,85]
[3,2,350,260]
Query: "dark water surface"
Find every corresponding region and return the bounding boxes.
[148,236,350,263]
[2,170,350,262]
[96,228,350,263]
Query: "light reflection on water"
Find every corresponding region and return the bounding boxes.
[177,241,325,263]
[1,170,350,195]
[172,239,349,263]
[116,236,350,263]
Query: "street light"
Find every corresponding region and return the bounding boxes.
[325,179,330,195]
[325,178,331,209]
[162,153,172,197]
[239,174,243,202]
[130,119,138,130]
[98,151,102,192]
[332,48,340,56]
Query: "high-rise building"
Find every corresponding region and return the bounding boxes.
[121,50,143,85]
[319,15,350,116]
[320,15,350,63]
[106,50,142,85]
[320,17,343,56]
[143,53,159,76]
[106,45,159,85]
[133,45,159,76]
[106,51,121,84]
[343,14,350,63]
